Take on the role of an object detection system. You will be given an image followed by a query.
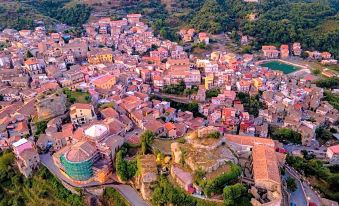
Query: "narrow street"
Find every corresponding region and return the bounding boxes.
[111,185,149,206]
[284,169,307,206]
[285,165,322,206]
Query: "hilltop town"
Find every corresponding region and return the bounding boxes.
[0,11,338,206]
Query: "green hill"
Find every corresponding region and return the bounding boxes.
[0,151,84,206]
[0,0,91,30]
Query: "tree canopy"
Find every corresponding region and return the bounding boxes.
[236,92,263,117]
[102,188,131,206]
[152,176,218,206]
[0,151,83,206]
[223,183,251,206]
[140,130,155,155]
[0,1,91,30]
[193,163,242,197]
[287,154,339,201]
[190,0,231,34]
[271,128,302,144]
[206,88,221,99]
[115,150,137,182]
[286,177,297,192]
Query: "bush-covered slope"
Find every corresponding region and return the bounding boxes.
[0,0,91,30]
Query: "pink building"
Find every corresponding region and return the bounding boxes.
[171,165,194,193]
[262,46,279,58]
[12,139,40,177]
[292,42,301,56]
[280,44,289,58]
[12,138,33,155]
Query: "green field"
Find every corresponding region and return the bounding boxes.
[63,88,91,104]
[260,61,300,74]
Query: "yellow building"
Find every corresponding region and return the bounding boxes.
[70,103,96,126]
[252,78,263,90]
[95,166,111,183]
[92,74,116,90]
[87,48,113,64]
[205,74,214,90]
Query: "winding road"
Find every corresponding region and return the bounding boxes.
[40,154,149,206]
[285,165,322,206]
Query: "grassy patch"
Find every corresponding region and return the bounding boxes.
[102,187,131,206]
[71,91,91,103]
[63,88,91,104]
[153,138,180,155]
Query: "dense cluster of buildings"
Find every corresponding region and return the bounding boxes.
[0,12,338,205]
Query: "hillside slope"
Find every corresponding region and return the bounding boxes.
[0,0,91,30]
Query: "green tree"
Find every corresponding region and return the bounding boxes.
[115,150,137,182]
[190,0,231,34]
[69,96,76,104]
[26,50,33,59]
[316,78,339,89]
[140,130,155,155]
[223,183,249,206]
[236,92,263,117]
[194,168,207,187]
[206,89,220,98]
[271,128,302,144]
[35,120,47,136]
[152,176,217,206]
[286,177,297,192]
[84,95,91,102]
[0,151,14,175]
[323,91,339,110]
[312,68,321,75]
[204,163,242,197]
[103,188,131,206]
[315,127,333,142]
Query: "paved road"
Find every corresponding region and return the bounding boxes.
[286,165,322,206]
[302,182,322,206]
[111,185,149,206]
[284,170,307,206]
[284,144,326,154]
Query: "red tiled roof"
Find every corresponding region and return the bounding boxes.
[252,145,281,185]
[66,141,96,162]
[25,59,38,65]
[329,145,339,154]
[225,134,275,147]
[93,74,115,86]
[164,122,176,131]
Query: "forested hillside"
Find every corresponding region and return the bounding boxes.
[0,0,337,56]
[0,151,84,206]
[107,0,338,57]
[0,0,91,30]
